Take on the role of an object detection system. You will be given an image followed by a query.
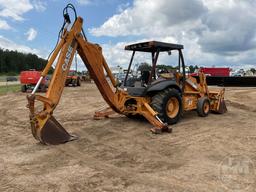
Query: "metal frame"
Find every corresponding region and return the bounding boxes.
[124,51,135,86]
[123,41,187,89]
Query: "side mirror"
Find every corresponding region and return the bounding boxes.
[168,51,172,55]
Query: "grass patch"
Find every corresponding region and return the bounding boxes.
[0,76,7,82]
[0,84,20,95]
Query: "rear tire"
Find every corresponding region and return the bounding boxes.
[151,88,182,125]
[197,97,210,117]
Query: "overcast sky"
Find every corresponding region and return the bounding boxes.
[0,0,255,71]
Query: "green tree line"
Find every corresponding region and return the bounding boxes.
[0,48,48,75]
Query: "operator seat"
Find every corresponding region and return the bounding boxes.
[141,70,150,86]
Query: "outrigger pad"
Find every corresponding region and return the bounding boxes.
[41,116,78,145]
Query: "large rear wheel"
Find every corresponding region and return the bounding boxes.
[151,88,182,125]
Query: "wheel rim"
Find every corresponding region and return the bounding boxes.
[203,101,210,114]
[166,97,179,118]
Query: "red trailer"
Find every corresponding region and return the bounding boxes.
[191,67,230,77]
[200,67,230,77]
[20,70,47,92]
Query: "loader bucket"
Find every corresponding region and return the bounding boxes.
[31,116,77,145]
[209,88,227,114]
[217,100,227,114]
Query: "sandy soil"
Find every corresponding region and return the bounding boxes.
[0,83,255,192]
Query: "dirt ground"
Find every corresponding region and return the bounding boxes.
[0,83,255,192]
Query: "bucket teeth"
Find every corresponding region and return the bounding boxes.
[36,116,77,145]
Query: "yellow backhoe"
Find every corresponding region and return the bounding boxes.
[27,4,227,145]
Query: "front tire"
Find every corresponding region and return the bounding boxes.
[21,85,27,92]
[72,79,77,87]
[197,97,210,117]
[151,88,182,125]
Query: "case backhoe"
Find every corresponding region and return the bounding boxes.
[27,4,227,145]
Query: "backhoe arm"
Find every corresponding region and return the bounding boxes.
[27,17,120,144]
[75,29,119,112]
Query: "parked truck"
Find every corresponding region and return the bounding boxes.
[20,70,47,92]
[65,70,81,86]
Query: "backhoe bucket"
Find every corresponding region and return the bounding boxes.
[31,115,77,145]
[217,100,227,114]
[27,95,78,145]
[40,116,77,145]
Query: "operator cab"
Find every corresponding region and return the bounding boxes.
[121,41,186,96]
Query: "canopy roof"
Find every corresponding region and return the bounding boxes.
[125,41,184,52]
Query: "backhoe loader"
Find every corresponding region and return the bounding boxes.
[27,4,227,145]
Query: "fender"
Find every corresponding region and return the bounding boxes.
[146,79,181,94]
